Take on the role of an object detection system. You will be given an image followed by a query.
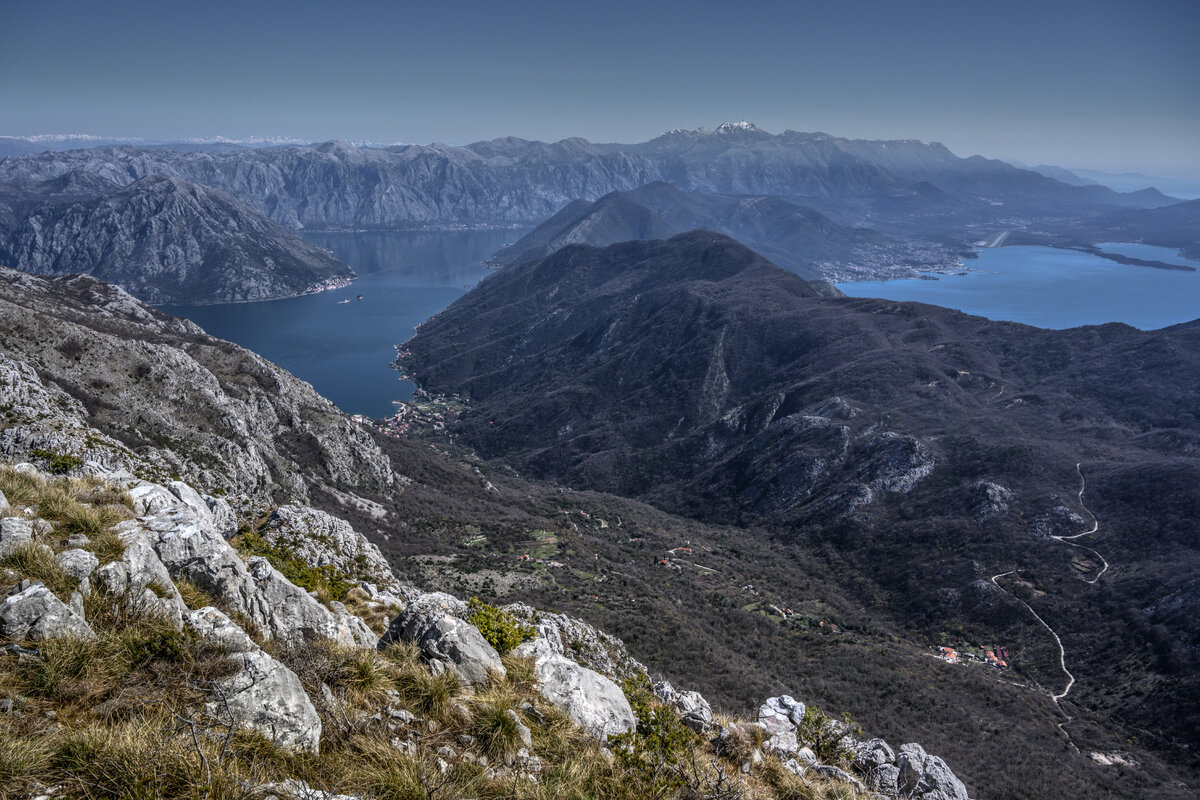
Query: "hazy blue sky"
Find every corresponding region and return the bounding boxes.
[2,0,1197,174]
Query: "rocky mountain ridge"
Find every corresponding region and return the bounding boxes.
[0,126,1172,237]
[0,174,354,304]
[400,232,1200,795]
[0,266,392,506]
[0,446,972,798]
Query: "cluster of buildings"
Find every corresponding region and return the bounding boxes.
[937,644,1009,668]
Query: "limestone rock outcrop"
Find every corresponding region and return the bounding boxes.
[511,620,635,740]
[379,592,503,685]
[1,581,96,641]
[184,606,322,753]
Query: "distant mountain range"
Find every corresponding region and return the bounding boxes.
[488,182,964,281]
[0,124,1175,233]
[0,134,311,158]
[0,123,1194,303]
[0,173,353,304]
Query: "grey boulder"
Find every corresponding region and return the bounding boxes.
[854,737,896,770]
[675,689,715,732]
[526,653,635,740]
[380,592,503,685]
[127,482,181,516]
[897,742,971,800]
[0,582,96,641]
[511,620,636,740]
[869,763,901,795]
[184,607,322,753]
[758,695,804,736]
[0,517,33,555]
[54,548,99,581]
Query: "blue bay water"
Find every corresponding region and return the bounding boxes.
[836,244,1200,331]
[166,229,523,418]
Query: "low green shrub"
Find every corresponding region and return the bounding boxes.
[238,530,353,603]
[610,674,699,799]
[467,597,534,655]
[30,449,84,475]
[795,706,862,767]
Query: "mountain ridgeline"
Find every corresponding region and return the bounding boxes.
[400,232,1200,795]
[0,174,353,304]
[1,123,1194,305]
[0,124,1178,235]
[486,182,960,281]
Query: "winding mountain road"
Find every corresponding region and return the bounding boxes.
[1048,464,1108,584]
[990,570,1076,701]
[988,464,1109,712]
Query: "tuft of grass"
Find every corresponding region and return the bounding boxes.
[332,648,396,706]
[470,684,528,757]
[348,740,483,800]
[173,577,216,610]
[85,527,127,564]
[379,639,422,669]
[0,466,42,506]
[0,542,76,597]
[13,636,122,700]
[76,484,135,511]
[501,652,537,692]
[0,731,53,797]
[54,501,130,540]
[393,661,462,723]
[341,587,396,635]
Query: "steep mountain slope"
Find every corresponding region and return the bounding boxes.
[0,174,354,304]
[487,182,953,280]
[0,266,387,504]
[0,126,1167,236]
[400,232,1200,790]
[1089,198,1200,259]
[2,263,1195,797]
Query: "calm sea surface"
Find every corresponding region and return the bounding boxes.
[169,238,1198,418]
[166,229,523,418]
[836,244,1200,331]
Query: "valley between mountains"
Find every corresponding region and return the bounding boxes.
[0,125,1197,800]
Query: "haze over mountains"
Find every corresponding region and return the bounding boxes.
[0,123,1179,231]
[2,122,1194,303]
[487,181,962,281]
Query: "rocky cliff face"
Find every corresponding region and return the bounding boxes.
[0,174,354,304]
[0,266,393,506]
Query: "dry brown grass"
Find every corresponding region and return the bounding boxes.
[0,541,76,596]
